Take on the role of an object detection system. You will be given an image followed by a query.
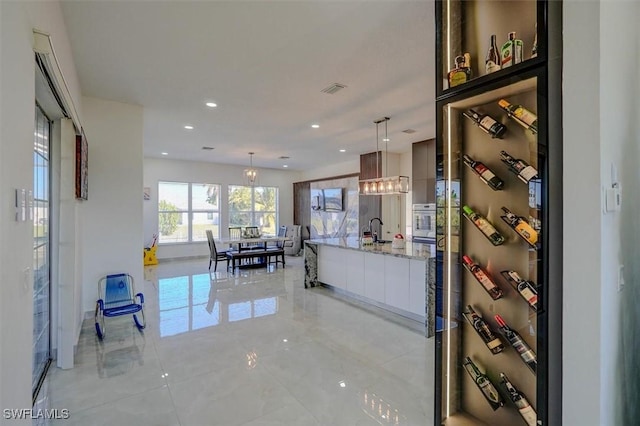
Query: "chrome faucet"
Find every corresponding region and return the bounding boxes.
[368,217,383,241]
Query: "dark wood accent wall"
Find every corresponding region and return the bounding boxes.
[293,181,311,240]
[359,151,382,231]
[412,139,436,204]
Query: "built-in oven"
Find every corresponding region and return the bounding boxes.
[412,203,436,243]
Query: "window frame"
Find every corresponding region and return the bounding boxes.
[158,181,221,244]
[228,185,279,236]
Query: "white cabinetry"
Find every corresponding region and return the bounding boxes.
[316,245,426,319]
[384,256,410,312]
[409,259,427,316]
[345,250,365,295]
[317,246,346,289]
[363,253,385,303]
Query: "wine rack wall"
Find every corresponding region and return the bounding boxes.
[434,1,562,425]
[454,79,540,425]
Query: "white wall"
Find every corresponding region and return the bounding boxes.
[0,0,83,417]
[80,97,144,314]
[599,1,640,424]
[144,158,300,259]
[563,1,640,425]
[298,158,359,182]
[563,1,602,424]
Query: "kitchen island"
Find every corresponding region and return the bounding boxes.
[304,238,436,334]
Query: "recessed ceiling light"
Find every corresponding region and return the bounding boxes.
[311,124,320,129]
[339,149,346,153]
[161,152,168,156]
[184,125,194,130]
[283,165,288,168]
[205,102,217,108]
[383,138,390,142]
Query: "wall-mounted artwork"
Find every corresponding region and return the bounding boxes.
[75,131,88,200]
[143,187,151,201]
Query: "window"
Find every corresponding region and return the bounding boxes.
[228,185,278,236]
[158,181,220,243]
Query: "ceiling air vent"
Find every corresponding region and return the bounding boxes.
[402,129,417,134]
[202,146,215,150]
[279,156,290,159]
[321,83,347,94]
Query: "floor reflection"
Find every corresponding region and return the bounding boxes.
[95,328,145,378]
[157,272,283,338]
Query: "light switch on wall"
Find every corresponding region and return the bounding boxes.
[618,264,625,292]
[605,187,621,212]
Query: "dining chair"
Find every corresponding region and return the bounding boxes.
[228,227,242,240]
[241,226,265,252]
[207,230,231,271]
[244,226,260,238]
[267,225,287,250]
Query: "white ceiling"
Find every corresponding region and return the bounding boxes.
[60,0,435,171]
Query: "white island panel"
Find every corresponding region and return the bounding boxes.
[364,252,385,303]
[317,245,346,289]
[384,256,410,312]
[409,259,427,316]
[345,250,365,296]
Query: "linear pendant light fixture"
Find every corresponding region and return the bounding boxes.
[359,117,409,195]
[245,152,257,185]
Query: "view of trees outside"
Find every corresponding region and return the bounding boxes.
[228,185,278,236]
[158,182,220,243]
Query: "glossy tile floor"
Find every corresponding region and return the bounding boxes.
[40,256,435,425]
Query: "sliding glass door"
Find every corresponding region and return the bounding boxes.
[33,104,51,398]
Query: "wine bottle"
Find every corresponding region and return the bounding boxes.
[462,205,505,246]
[500,151,539,184]
[463,155,504,191]
[463,305,504,353]
[485,34,501,74]
[448,55,472,88]
[500,206,539,247]
[500,373,538,426]
[501,32,524,68]
[462,255,504,300]
[462,109,507,139]
[495,314,537,374]
[501,270,538,312]
[498,99,538,134]
[462,357,505,411]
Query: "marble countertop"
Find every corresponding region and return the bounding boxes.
[306,237,436,260]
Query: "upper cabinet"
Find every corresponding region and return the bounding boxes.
[436,0,545,98]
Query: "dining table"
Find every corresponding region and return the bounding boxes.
[217,235,290,250]
[217,235,290,272]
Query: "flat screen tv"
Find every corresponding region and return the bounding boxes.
[323,188,343,211]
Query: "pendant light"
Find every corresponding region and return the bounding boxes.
[244,152,257,185]
[359,117,409,195]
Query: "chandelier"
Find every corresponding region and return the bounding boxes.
[244,152,257,185]
[359,117,409,195]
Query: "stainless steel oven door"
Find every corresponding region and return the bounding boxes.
[412,204,436,241]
